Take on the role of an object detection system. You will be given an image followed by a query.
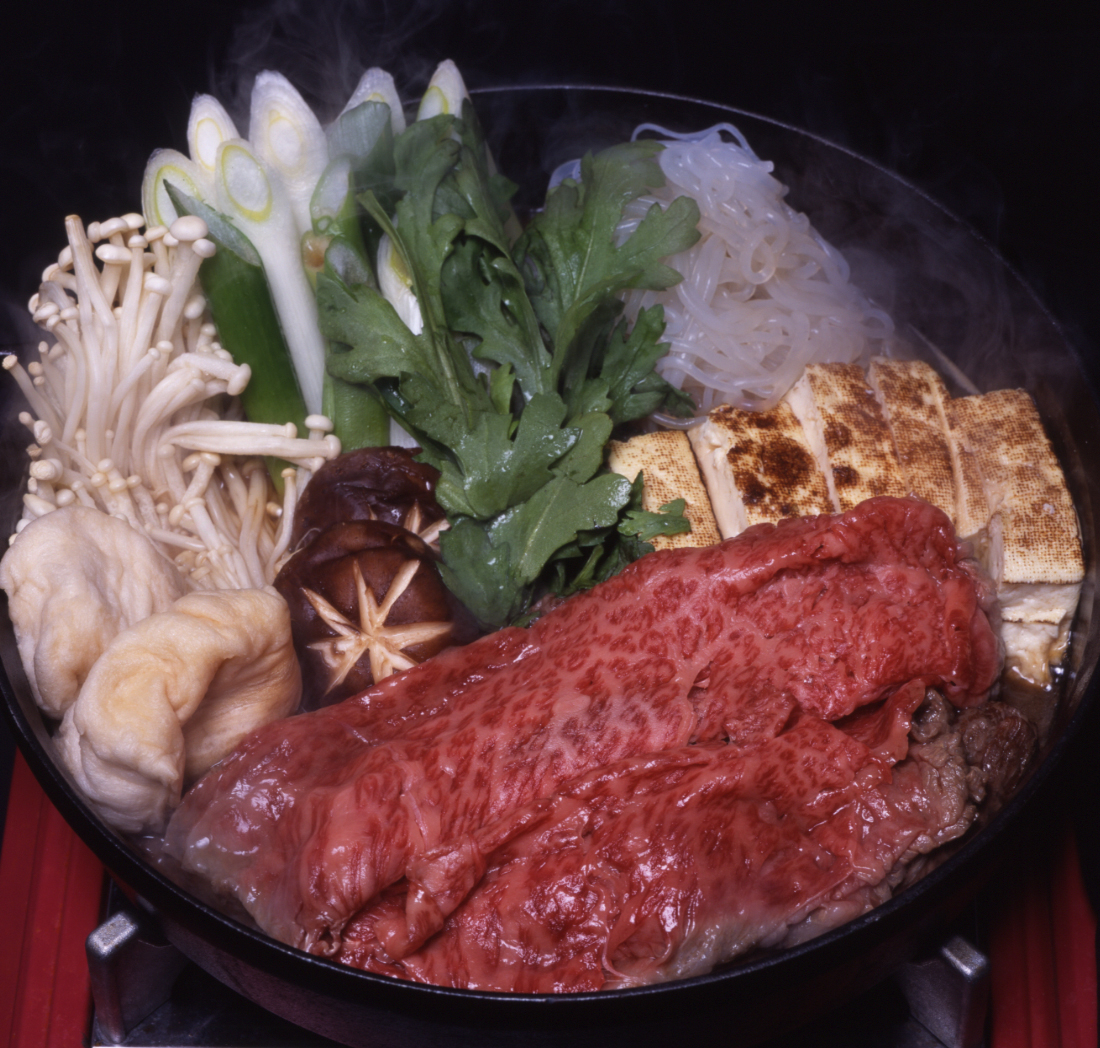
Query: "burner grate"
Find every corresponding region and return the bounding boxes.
[86,885,987,1048]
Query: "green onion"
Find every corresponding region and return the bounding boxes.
[214,138,326,414]
[325,98,399,266]
[376,232,423,334]
[314,97,404,449]
[187,94,240,192]
[416,59,469,120]
[165,183,309,482]
[249,71,329,241]
[416,61,523,243]
[308,162,392,450]
[142,150,208,229]
[341,67,406,134]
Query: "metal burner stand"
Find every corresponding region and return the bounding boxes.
[87,885,989,1048]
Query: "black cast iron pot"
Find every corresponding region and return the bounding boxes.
[2,86,1097,1047]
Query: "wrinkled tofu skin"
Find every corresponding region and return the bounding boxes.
[56,589,301,834]
[0,507,187,718]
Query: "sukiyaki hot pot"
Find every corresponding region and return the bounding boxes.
[1,84,1097,1047]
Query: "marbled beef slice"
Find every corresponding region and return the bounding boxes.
[335,706,974,992]
[165,497,1000,964]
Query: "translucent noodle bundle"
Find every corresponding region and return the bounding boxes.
[619,124,894,412]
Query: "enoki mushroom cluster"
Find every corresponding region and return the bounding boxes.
[4,212,341,589]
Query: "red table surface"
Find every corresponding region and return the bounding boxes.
[0,749,1095,1048]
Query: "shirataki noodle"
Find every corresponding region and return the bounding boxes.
[619,124,895,412]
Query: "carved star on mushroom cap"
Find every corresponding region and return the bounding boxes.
[398,502,449,551]
[303,557,452,695]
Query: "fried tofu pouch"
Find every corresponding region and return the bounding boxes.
[56,589,301,834]
[0,507,187,717]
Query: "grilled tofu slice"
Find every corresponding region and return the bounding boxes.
[942,400,992,543]
[687,402,832,539]
[943,388,1083,628]
[867,357,957,523]
[606,430,721,550]
[784,363,908,512]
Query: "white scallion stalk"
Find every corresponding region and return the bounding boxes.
[215,138,325,414]
[187,94,240,194]
[310,155,354,235]
[374,234,421,449]
[142,150,208,230]
[248,71,329,241]
[342,67,406,134]
[376,233,422,335]
[417,59,469,121]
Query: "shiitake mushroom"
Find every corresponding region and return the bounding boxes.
[290,447,446,553]
[275,520,465,710]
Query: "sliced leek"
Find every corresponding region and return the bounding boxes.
[325,99,399,268]
[187,94,240,193]
[326,100,394,170]
[165,183,308,450]
[417,59,469,121]
[416,60,523,242]
[215,138,325,414]
[248,71,328,241]
[142,150,207,229]
[310,163,392,450]
[341,67,406,134]
[376,233,423,335]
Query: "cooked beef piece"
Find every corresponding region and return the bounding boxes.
[336,715,929,991]
[957,700,1038,808]
[335,697,993,992]
[855,691,1037,898]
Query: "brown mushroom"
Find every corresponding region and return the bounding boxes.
[290,447,447,554]
[275,520,463,710]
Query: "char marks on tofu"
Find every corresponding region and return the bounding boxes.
[165,497,1003,988]
[785,363,908,511]
[944,388,1083,690]
[688,401,832,539]
[867,357,957,524]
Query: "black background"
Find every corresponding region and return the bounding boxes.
[1,0,1097,1036]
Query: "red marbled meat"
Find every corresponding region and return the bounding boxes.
[337,696,972,992]
[165,497,999,968]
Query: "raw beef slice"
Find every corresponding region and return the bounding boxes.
[165,498,1000,966]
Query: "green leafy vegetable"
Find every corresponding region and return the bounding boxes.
[311,101,398,450]
[318,102,701,627]
[622,497,694,543]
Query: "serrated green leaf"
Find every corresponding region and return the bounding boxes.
[441,235,549,400]
[552,411,612,483]
[437,517,529,627]
[438,470,632,627]
[496,472,631,583]
[514,140,701,388]
[602,305,697,422]
[318,269,438,386]
[444,392,579,518]
[620,496,693,542]
[313,104,704,625]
